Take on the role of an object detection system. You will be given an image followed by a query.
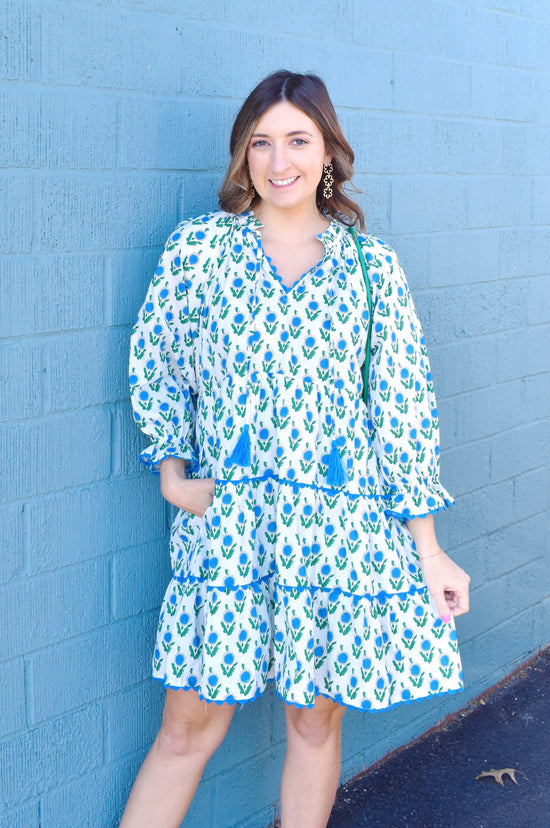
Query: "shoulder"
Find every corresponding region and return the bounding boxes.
[165,210,237,253]
[354,232,400,268]
[348,231,412,305]
[157,211,240,287]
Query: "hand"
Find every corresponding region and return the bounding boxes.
[418,548,470,622]
[405,515,470,622]
[159,457,215,517]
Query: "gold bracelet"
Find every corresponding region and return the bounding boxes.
[419,549,444,561]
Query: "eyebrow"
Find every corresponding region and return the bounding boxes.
[251,130,314,138]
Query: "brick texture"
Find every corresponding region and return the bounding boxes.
[1,0,548,825]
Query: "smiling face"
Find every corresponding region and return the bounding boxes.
[246,100,332,217]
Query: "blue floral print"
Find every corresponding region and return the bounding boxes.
[129,210,463,711]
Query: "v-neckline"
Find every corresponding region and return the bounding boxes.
[241,211,340,295]
[264,254,323,294]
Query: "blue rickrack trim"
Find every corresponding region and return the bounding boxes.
[172,569,273,590]
[139,446,200,477]
[385,498,456,522]
[205,470,454,515]
[170,568,428,604]
[267,257,311,294]
[212,469,395,502]
[139,448,453,517]
[152,672,464,715]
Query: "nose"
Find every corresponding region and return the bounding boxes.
[270,143,292,174]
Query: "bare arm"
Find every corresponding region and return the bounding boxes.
[406,514,470,622]
[159,457,214,516]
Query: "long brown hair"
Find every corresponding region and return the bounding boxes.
[218,70,365,231]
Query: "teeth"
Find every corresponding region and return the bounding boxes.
[271,176,298,186]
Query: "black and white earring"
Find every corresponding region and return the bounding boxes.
[323,163,334,199]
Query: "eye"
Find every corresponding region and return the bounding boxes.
[251,139,268,148]
[292,138,308,146]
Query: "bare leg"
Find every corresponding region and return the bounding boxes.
[119,687,235,828]
[280,696,346,828]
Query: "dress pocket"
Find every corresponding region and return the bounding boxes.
[170,479,221,578]
[199,477,220,526]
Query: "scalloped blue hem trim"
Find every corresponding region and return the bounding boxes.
[387,499,456,522]
[216,469,393,500]
[200,469,452,511]
[152,672,464,714]
[139,451,200,476]
[138,449,454,520]
[267,258,312,294]
[170,568,428,604]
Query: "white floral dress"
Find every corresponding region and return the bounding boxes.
[129,210,463,711]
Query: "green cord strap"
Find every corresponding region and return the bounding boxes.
[347,226,373,407]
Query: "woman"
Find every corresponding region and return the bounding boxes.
[122,70,470,828]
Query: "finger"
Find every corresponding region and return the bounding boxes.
[431,589,452,622]
[455,583,470,613]
[445,588,469,616]
[455,591,469,615]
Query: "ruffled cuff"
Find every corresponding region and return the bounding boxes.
[139,438,200,477]
[383,479,455,521]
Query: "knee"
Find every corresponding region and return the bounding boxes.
[157,722,196,760]
[287,705,344,749]
[157,708,230,761]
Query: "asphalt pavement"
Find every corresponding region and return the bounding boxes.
[327,646,550,828]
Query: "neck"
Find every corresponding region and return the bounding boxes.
[253,201,330,243]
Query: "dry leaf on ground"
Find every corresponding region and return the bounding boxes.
[475,767,527,786]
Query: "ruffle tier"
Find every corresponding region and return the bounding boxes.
[152,475,463,711]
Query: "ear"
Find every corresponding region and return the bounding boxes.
[323,153,333,167]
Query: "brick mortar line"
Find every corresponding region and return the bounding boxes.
[3,239,550,263]
[458,601,539,645]
[0,432,547,489]
[10,609,159,661]
[1,400,129,427]
[0,328,131,345]
[4,169,548,180]
[0,556,131,586]
[4,80,550,121]
[0,247,162,259]
[447,506,549,551]
[2,230,547,257]
[0,471,160,506]
[36,0,546,50]
[1,80,548,106]
[1,74,548,104]
[440,370,550,398]
[61,0,545,20]
[467,554,546,590]
[448,502,550,542]
[445,477,550,501]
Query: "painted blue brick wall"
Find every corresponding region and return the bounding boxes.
[1,0,549,825]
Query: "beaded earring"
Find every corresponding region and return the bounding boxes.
[323,162,334,199]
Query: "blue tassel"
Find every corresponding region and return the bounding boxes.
[228,423,251,467]
[326,440,348,486]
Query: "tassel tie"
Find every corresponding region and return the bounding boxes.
[226,214,350,486]
[227,421,251,467]
[226,223,262,469]
[324,260,349,487]
[327,438,348,486]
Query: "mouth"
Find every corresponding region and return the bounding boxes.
[269,176,299,188]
